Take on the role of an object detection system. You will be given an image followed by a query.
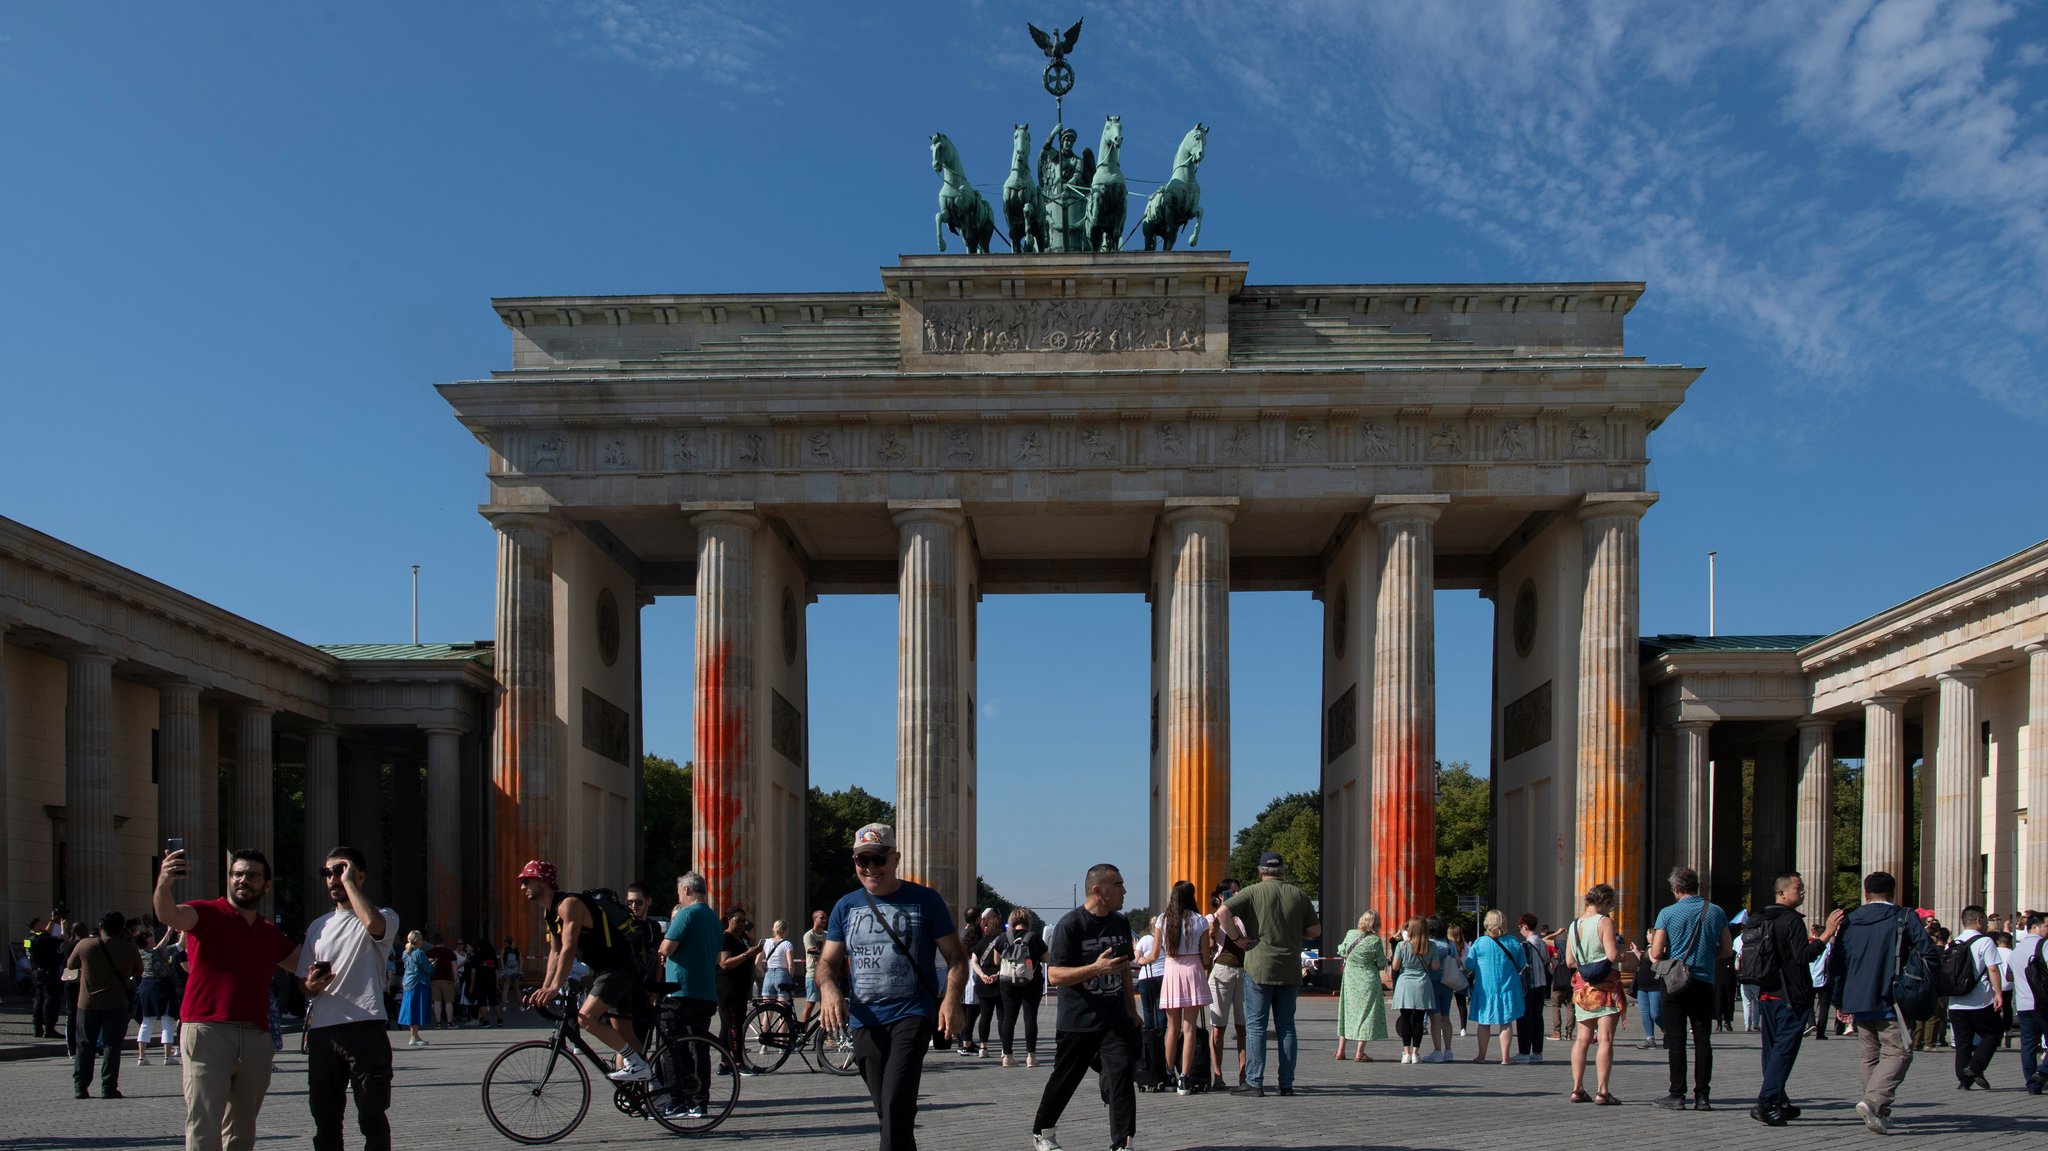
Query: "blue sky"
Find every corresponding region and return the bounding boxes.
[3,2,2044,911]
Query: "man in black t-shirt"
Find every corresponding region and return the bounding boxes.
[1031,863,1141,1151]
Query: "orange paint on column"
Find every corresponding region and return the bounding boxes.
[694,643,750,916]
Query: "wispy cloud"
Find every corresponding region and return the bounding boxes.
[1133,0,2048,420]
[542,0,777,89]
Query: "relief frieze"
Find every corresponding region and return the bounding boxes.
[920,299,1205,355]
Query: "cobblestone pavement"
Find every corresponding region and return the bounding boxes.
[0,997,2040,1149]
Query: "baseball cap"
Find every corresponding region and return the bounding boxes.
[517,860,559,887]
[1258,851,1284,869]
[852,823,896,855]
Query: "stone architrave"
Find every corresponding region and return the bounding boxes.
[693,509,759,918]
[303,725,340,905]
[1575,493,1653,936]
[1674,720,1712,885]
[1795,718,1836,914]
[234,706,275,911]
[1369,496,1446,922]
[1162,501,1233,900]
[1931,669,1986,923]
[2026,644,2048,910]
[490,512,563,942]
[893,504,967,911]
[425,727,463,938]
[1859,696,1907,883]
[65,651,118,923]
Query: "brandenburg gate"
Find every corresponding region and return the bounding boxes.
[438,251,1699,936]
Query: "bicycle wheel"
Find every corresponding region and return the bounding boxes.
[739,1001,796,1073]
[645,1033,741,1136]
[482,1039,592,1145]
[814,1022,861,1075]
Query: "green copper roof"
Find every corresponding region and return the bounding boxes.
[319,642,495,662]
[1641,634,1822,655]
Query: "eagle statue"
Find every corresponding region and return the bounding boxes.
[1027,19,1082,62]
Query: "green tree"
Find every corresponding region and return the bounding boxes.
[974,876,1018,919]
[641,755,692,892]
[806,785,895,917]
[1831,759,1863,912]
[1228,791,1321,898]
[1434,760,1489,933]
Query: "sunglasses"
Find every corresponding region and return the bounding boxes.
[853,855,890,870]
[319,865,348,879]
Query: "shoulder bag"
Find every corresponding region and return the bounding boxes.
[1574,917,1614,984]
[1651,901,1706,995]
[861,888,942,1005]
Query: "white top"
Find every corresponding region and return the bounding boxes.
[1133,933,1167,979]
[2006,934,2043,1013]
[1949,929,2000,1011]
[764,938,793,971]
[1209,908,1243,959]
[298,905,399,1029]
[1152,912,1209,958]
[1807,942,1831,987]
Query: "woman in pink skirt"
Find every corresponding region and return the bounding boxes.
[1154,879,1214,1095]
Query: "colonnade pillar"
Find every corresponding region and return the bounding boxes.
[234,706,275,912]
[1160,502,1233,903]
[302,725,339,910]
[2025,643,2048,910]
[1574,493,1653,936]
[894,504,972,914]
[0,624,9,913]
[490,511,562,944]
[1369,495,1444,923]
[64,651,117,920]
[1860,695,1907,883]
[692,510,758,918]
[425,726,463,938]
[343,739,386,896]
[1931,668,1986,923]
[1751,739,1791,909]
[1795,717,1836,914]
[1674,720,1713,885]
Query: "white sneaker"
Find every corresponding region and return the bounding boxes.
[1458,1028,1468,1038]
[166,1050,181,1065]
[408,1038,428,1048]
[607,1056,654,1083]
[663,1102,706,1120]
[1856,1101,1892,1135]
[1032,1129,1064,1151]
[136,1051,151,1066]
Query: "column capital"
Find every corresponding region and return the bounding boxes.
[1674,718,1714,733]
[484,508,565,536]
[1161,497,1236,527]
[1936,666,1989,687]
[2024,640,2048,657]
[307,723,340,738]
[235,703,277,719]
[1367,494,1449,526]
[1575,491,1658,522]
[1860,693,1909,710]
[890,500,965,529]
[63,649,117,669]
[1796,715,1836,733]
[422,724,466,739]
[691,507,763,532]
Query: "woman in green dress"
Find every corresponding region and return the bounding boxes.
[1566,883,1627,1105]
[1335,910,1389,1060]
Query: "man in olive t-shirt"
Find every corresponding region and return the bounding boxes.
[1220,852,1321,1096]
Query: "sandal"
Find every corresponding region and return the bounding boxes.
[1595,1092,1622,1106]
[1357,1054,1375,1063]
[1569,1090,1593,1103]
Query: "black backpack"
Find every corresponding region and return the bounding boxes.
[552,888,648,972]
[1734,921,1777,986]
[1934,935,1988,998]
[1890,913,1938,1022]
[2024,943,2048,1006]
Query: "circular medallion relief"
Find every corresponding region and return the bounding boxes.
[596,588,621,667]
[781,587,799,666]
[1332,582,1349,660]
[1513,579,1538,659]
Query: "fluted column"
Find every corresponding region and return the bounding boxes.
[1574,493,1653,937]
[343,739,386,883]
[894,505,965,911]
[65,651,118,919]
[0,623,9,911]
[1931,669,1986,923]
[302,725,340,907]
[425,727,463,937]
[1795,718,1836,914]
[234,706,275,912]
[693,510,758,918]
[1674,720,1713,884]
[490,512,562,944]
[1860,695,1907,882]
[1370,496,1445,923]
[2024,643,2048,911]
[1162,503,1233,901]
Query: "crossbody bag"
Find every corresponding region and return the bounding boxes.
[1652,901,1707,995]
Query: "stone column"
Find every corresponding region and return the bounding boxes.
[1751,738,1792,910]
[2025,644,2048,911]
[1860,695,1907,883]
[1931,669,1986,923]
[490,512,562,943]
[1795,718,1836,914]
[1575,493,1653,937]
[65,651,118,920]
[302,725,339,907]
[425,727,464,938]
[1674,720,1713,884]
[234,706,275,912]
[344,740,386,882]
[0,623,9,912]
[894,505,965,911]
[159,682,205,853]
[1369,496,1445,922]
[693,510,758,918]
[1162,502,1233,900]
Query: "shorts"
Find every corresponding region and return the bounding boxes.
[1207,964,1245,1029]
[585,967,639,1010]
[430,979,456,1007]
[761,969,796,998]
[804,975,820,1004]
[1432,982,1451,1015]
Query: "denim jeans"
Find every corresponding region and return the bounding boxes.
[1639,989,1663,1041]
[1756,997,1805,1110]
[2014,1007,2042,1090]
[1242,980,1299,1089]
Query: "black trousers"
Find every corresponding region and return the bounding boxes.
[853,1015,935,1151]
[307,1020,392,1151]
[658,998,716,1110]
[72,1007,128,1094]
[1661,979,1717,1098]
[998,982,1043,1056]
[1517,986,1547,1055]
[1396,1008,1428,1046]
[31,971,62,1035]
[1756,996,1804,1110]
[1808,984,1834,1036]
[716,991,749,1060]
[1949,1005,2003,1082]
[1033,1023,1137,1150]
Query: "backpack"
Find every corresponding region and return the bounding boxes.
[1890,913,1938,1022]
[2024,942,2048,1006]
[1734,921,1778,986]
[553,888,648,974]
[998,932,1037,985]
[1934,934,1988,998]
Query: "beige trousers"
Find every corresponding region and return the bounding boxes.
[1856,1015,1913,1117]
[181,1021,274,1151]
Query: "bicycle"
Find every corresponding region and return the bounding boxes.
[481,984,739,1142]
[737,997,861,1075]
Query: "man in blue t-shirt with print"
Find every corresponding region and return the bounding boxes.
[656,870,721,1120]
[1647,864,1733,1110]
[819,823,968,1151]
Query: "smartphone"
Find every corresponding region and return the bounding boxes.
[166,837,185,853]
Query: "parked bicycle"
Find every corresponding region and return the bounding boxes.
[482,984,739,1142]
[738,997,861,1075]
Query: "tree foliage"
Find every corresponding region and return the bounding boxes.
[1434,761,1489,933]
[806,785,895,917]
[641,755,693,892]
[1228,791,1321,899]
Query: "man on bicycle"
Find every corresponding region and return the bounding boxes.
[516,860,653,1083]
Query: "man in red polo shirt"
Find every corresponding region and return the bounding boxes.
[154,847,301,1151]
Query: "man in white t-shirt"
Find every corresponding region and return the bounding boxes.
[2006,911,2047,1094]
[297,846,399,1151]
[1946,905,2005,1091]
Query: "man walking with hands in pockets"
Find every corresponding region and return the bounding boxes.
[297,846,398,1151]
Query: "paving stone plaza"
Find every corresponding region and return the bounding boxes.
[2,996,2041,1148]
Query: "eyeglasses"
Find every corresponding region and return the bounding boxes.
[852,855,890,870]
[319,865,348,879]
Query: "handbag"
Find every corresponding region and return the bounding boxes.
[1651,901,1706,995]
[1574,918,1613,984]
[1438,943,1470,991]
